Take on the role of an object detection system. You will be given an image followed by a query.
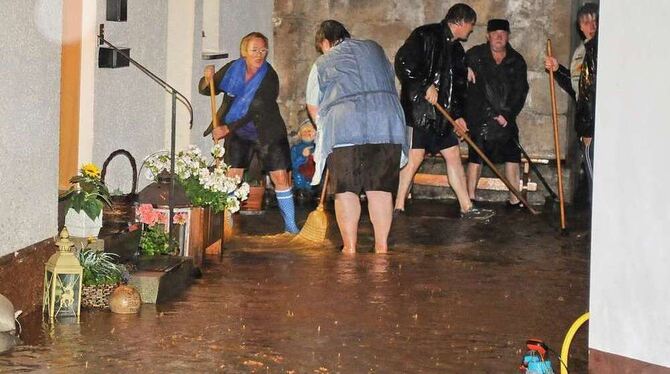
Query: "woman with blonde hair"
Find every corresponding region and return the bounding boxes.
[199,32,299,233]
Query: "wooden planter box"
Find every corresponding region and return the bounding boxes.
[188,207,230,267]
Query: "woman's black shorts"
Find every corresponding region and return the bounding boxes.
[224,133,291,171]
[326,143,401,194]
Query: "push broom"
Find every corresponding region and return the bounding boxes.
[291,169,330,244]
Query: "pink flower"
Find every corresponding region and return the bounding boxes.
[173,212,188,225]
[157,212,168,225]
[137,204,158,226]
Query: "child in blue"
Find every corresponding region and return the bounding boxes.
[291,121,316,199]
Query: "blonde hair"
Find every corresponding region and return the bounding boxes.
[239,32,269,57]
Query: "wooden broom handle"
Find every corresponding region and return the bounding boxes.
[316,169,329,211]
[547,39,567,230]
[206,65,220,130]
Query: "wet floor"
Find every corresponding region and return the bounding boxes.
[1,199,590,373]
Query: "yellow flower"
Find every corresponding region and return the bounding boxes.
[80,163,101,179]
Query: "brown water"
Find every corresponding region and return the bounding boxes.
[1,200,590,373]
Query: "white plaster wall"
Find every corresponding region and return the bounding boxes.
[165,0,196,152]
[0,0,62,255]
[589,1,670,367]
[92,0,169,194]
[190,0,274,154]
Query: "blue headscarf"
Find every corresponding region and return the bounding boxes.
[218,58,269,140]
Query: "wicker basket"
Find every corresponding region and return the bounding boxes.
[81,283,119,309]
[101,149,138,233]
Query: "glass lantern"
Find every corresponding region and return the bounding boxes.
[43,228,83,320]
[138,170,192,256]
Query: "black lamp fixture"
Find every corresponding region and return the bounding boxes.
[106,0,127,22]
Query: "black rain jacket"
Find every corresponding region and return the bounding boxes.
[552,35,598,138]
[465,42,529,144]
[395,21,467,135]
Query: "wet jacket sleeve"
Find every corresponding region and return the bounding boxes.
[576,38,597,138]
[395,29,432,95]
[554,64,576,101]
[465,49,497,121]
[449,44,468,120]
[503,58,529,121]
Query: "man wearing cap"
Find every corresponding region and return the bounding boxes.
[394,3,494,220]
[465,18,529,208]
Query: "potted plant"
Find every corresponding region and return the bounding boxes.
[77,247,127,309]
[240,156,265,213]
[142,144,249,215]
[136,203,188,256]
[141,144,249,258]
[61,163,111,238]
[241,173,265,213]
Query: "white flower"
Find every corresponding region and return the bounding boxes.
[211,143,225,159]
[235,182,250,200]
[227,196,241,213]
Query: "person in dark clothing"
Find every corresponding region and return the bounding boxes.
[199,32,299,233]
[394,3,494,220]
[544,3,598,195]
[465,19,529,207]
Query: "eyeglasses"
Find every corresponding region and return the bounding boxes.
[248,48,268,56]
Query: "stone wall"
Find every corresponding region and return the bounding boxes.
[273,0,575,158]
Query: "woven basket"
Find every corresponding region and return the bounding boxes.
[101,149,138,233]
[81,283,118,309]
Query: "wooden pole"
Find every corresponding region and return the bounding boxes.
[205,65,232,253]
[433,103,539,215]
[546,39,567,230]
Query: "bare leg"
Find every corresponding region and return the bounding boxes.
[366,190,393,253]
[466,162,482,200]
[395,149,425,211]
[441,145,472,213]
[268,169,291,190]
[334,192,360,254]
[505,162,521,204]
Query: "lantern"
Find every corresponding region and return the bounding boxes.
[137,171,192,256]
[43,228,83,319]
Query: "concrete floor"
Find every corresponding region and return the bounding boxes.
[1,199,590,373]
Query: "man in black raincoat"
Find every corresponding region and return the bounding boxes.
[545,3,598,200]
[394,3,494,220]
[465,19,529,208]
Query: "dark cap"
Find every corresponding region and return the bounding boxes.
[487,19,510,32]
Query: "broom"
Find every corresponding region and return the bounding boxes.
[291,169,330,243]
[547,39,568,232]
[205,65,234,248]
[433,103,539,215]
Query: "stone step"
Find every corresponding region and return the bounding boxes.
[412,158,575,205]
[128,256,194,304]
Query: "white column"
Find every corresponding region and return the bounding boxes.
[78,0,97,164]
[165,0,196,151]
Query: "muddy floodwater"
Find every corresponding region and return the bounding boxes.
[1,200,590,373]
